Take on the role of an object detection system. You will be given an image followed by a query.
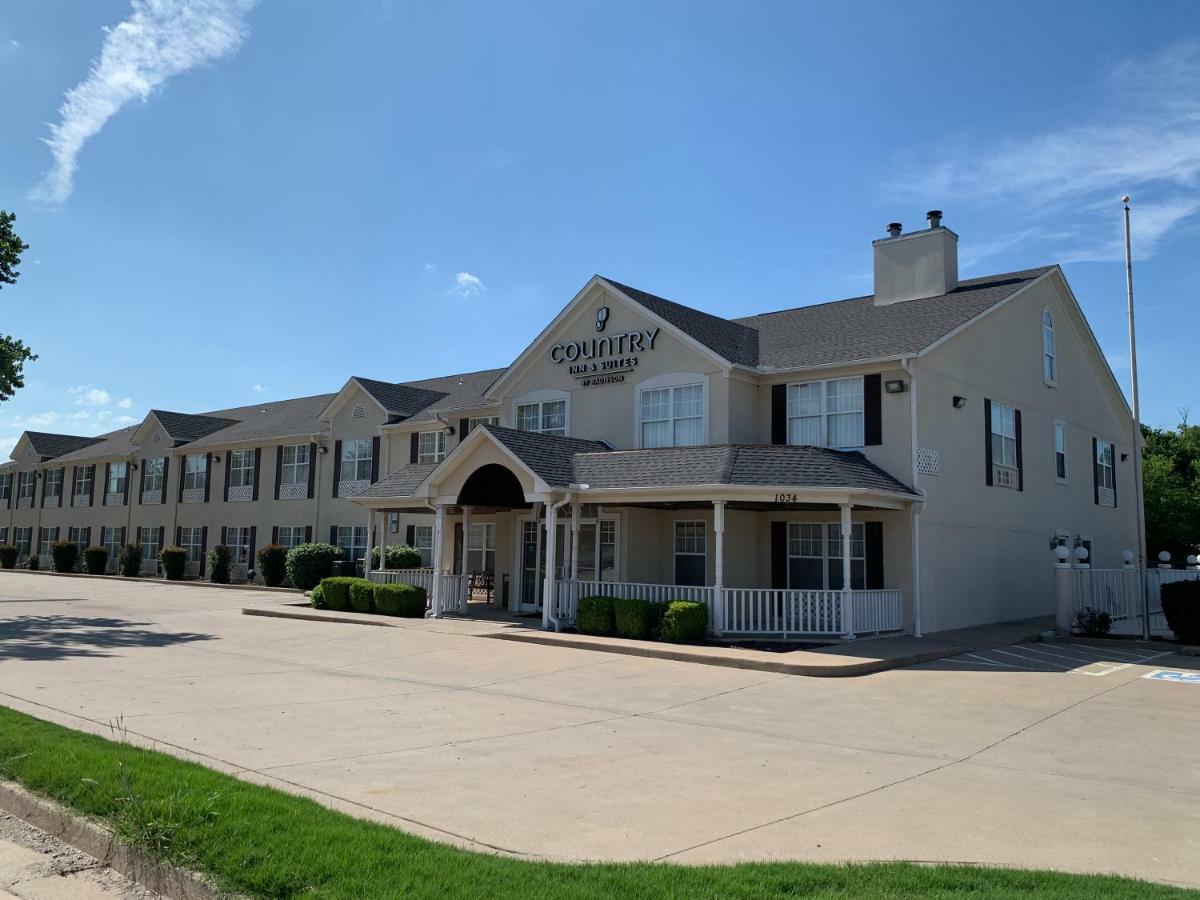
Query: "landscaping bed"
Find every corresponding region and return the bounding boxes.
[0,704,1189,899]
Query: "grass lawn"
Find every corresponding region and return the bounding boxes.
[0,704,1192,899]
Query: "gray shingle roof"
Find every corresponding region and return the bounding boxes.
[52,427,140,464]
[356,463,441,500]
[601,277,761,367]
[481,425,609,487]
[573,444,916,495]
[734,267,1053,369]
[399,369,505,423]
[183,394,335,449]
[23,432,104,461]
[353,378,449,418]
[150,410,241,444]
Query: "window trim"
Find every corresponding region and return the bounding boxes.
[340,438,373,483]
[228,449,255,489]
[1054,419,1068,485]
[336,525,369,563]
[785,521,866,590]
[1042,306,1057,387]
[279,443,310,486]
[1095,437,1116,507]
[784,375,865,450]
[512,389,570,437]
[412,524,434,568]
[635,372,708,449]
[672,519,707,587]
[417,430,447,464]
[142,457,165,494]
[183,454,207,491]
[989,400,1019,489]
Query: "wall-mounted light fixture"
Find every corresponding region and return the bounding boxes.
[884,379,906,394]
[952,396,967,409]
[1121,452,1129,462]
[213,455,222,464]
[129,461,138,471]
[317,445,328,455]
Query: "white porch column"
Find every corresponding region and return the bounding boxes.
[570,502,581,580]
[364,509,374,579]
[542,501,559,629]
[841,502,855,639]
[377,511,387,572]
[429,503,447,618]
[712,500,725,636]
[460,505,472,579]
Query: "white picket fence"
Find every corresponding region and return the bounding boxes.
[368,569,468,614]
[1069,567,1198,635]
[553,580,902,638]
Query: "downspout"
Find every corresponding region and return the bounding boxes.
[546,494,573,632]
[901,357,925,638]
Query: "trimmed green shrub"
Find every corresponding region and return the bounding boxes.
[1075,606,1112,637]
[612,597,667,641]
[119,543,142,578]
[309,584,327,609]
[319,576,363,612]
[374,582,427,617]
[159,546,187,581]
[349,579,375,613]
[256,544,288,587]
[50,539,78,573]
[1161,580,1200,642]
[208,545,231,584]
[576,595,616,636]
[25,554,39,571]
[659,600,708,643]
[286,543,343,591]
[84,545,108,575]
[0,545,16,570]
[370,544,423,569]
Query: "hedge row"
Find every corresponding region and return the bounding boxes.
[311,576,427,618]
[576,595,707,643]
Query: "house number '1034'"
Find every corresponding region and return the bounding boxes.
[774,492,800,503]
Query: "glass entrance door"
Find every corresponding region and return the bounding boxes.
[519,516,617,611]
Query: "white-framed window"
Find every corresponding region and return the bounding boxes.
[340,439,372,482]
[180,527,205,565]
[468,415,500,431]
[101,526,124,561]
[786,522,866,590]
[466,522,496,574]
[280,444,310,485]
[106,462,127,497]
[336,525,369,563]
[0,472,12,505]
[412,524,434,567]
[0,527,7,545]
[42,468,63,503]
[673,520,706,586]
[1042,307,1056,386]
[1054,420,1068,484]
[14,527,32,559]
[183,454,207,491]
[17,471,35,501]
[990,401,1018,489]
[640,383,704,448]
[72,466,93,499]
[418,430,447,464]
[228,449,255,488]
[786,376,864,448]
[140,528,162,561]
[38,526,58,555]
[226,527,252,565]
[1096,438,1115,507]
[276,525,307,548]
[142,457,164,495]
[68,526,88,560]
[516,399,567,436]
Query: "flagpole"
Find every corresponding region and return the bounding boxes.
[1123,195,1150,640]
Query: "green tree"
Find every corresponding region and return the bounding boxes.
[1141,419,1200,561]
[0,210,37,402]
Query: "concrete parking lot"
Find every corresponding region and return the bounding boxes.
[0,573,1196,887]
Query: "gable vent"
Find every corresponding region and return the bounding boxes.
[352,404,366,419]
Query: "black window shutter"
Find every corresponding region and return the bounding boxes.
[200,527,208,577]
[865,521,884,589]
[83,527,90,547]
[459,418,469,440]
[103,463,111,505]
[304,525,312,543]
[274,446,283,499]
[136,526,142,548]
[69,466,76,505]
[1014,409,1023,492]
[983,399,993,486]
[272,526,278,544]
[220,526,227,546]
[175,525,182,546]
[307,443,317,499]
[89,465,96,506]
[332,440,342,497]
[223,452,231,502]
[122,461,130,506]
[371,436,380,483]
[1092,437,1100,505]
[158,526,164,550]
[138,462,145,505]
[405,524,415,546]
[178,458,186,503]
[252,448,262,501]
[329,525,338,546]
[864,374,882,446]
[160,457,169,504]
[204,454,212,503]
[1112,446,1118,508]
[248,526,257,571]
[770,521,787,589]
[771,384,787,445]
[410,433,419,464]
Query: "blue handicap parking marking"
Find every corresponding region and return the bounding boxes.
[1143,670,1200,684]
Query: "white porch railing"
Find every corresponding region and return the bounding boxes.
[367,569,468,614]
[1068,566,1199,635]
[553,580,902,638]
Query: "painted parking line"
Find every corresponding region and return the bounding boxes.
[930,643,1177,676]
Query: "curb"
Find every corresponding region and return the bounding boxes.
[0,568,300,594]
[243,606,395,628]
[0,778,227,900]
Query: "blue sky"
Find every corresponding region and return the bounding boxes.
[2,0,1199,455]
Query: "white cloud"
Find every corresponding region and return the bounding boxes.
[67,410,91,421]
[69,384,112,406]
[117,396,133,409]
[114,415,137,425]
[13,411,61,428]
[449,271,485,297]
[424,262,436,271]
[253,383,265,393]
[0,435,18,456]
[30,0,256,206]
[892,41,1200,263]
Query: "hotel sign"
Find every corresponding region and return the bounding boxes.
[549,309,660,382]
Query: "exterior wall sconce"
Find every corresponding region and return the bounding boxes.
[1121,452,1129,462]
[317,445,328,455]
[952,396,967,409]
[213,455,222,464]
[884,379,906,394]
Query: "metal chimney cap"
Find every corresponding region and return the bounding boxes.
[886,222,903,238]
[926,209,943,227]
